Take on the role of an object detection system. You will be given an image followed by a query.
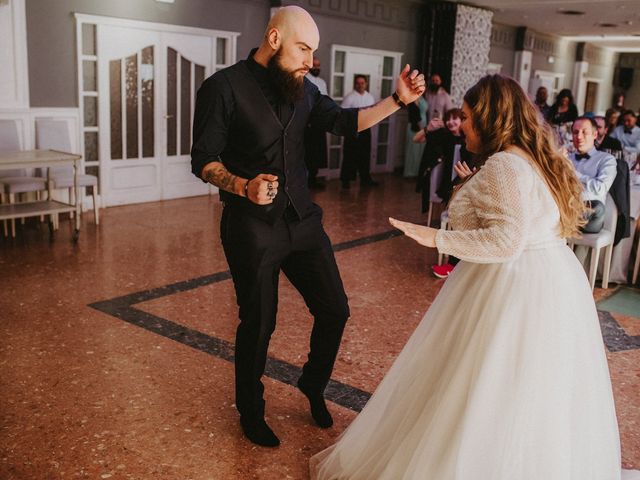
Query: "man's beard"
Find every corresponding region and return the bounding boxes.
[428,83,440,93]
[267,50,305,104]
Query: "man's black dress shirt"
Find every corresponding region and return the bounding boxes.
[191,50,358,222]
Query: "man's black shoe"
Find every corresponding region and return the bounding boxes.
[297,378,333,428]
[240,417,280,447]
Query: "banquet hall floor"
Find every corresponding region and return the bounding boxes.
[1,174,639,479]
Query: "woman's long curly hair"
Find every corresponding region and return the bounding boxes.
[463,74,587,238]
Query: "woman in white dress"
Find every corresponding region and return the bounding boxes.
[310,75,630,479]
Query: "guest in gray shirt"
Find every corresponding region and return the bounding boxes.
[569,117,617,233]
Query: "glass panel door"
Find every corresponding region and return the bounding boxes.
[160,32,215,200]
[92,19,237,206]
[98,25,162,206]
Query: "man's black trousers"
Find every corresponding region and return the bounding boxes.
[220,204,350,422]
[340,128,372,183]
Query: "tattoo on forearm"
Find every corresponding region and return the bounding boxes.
[203,163,238,194]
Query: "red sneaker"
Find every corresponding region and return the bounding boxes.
[432,263,454,279]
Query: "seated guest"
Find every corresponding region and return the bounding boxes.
[549,88,578,125]
[569,117,617,233]
[534,86,551,120]
[612,92,626,113]
[414,108,473,204]
[605,108,620,133]
[611,110,640,154]
[594,115,623,153]
[414,108,477,278]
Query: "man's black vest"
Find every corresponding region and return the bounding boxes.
[219,61,317,223]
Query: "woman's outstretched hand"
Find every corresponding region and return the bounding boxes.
[389,217,437,248]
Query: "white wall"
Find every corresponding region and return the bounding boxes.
[0,0,29,109]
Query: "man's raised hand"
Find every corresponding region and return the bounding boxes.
[396,64,426,105]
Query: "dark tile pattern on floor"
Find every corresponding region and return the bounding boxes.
[88,229,407,414]
[599,310,640,352]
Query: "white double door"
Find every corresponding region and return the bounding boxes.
[323,46,401,179]
[98,26,213,206]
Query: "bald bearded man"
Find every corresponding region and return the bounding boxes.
[191,6,425,447]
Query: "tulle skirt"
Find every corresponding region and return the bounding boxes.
[310,244,622,480]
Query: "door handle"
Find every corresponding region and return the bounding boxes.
[164,114,174,119]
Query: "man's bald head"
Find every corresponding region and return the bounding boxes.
[253,5,319,86]
[263,6,319,52]
[251,6,320,103]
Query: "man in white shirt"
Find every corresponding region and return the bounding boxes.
[340,75,377,188]
[569,117,617,233]
[305,57,327,94]
[304,57,329,188]
[425,73,453,121]
[611,110,640,154]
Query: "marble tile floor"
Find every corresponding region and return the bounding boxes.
[1,174,638,479]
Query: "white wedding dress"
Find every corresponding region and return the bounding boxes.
[310,152,634,479]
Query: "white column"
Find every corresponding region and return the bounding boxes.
[513,50,532,93]
[572,61,589,112]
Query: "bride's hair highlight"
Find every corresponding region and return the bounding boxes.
[463,74,587,238]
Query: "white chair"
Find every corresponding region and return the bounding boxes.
[568,194,618,290]
[0,119,48,237]
[426,161,444,227]
[35,119,99,224]
[438,210,450,266]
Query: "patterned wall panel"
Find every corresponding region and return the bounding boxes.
[491,23,515,49]
[450,4,492,106]
[281,0,419,30]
